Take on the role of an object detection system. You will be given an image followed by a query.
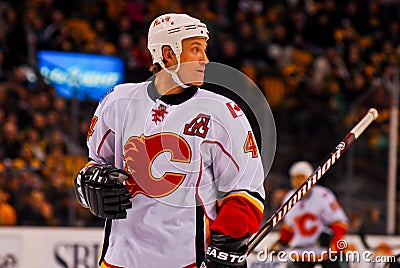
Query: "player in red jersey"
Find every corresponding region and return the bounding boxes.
[275,161,348,268]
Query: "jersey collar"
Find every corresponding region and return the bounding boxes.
[147,81,198,105]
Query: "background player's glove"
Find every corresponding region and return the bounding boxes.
[74,164,132,219]
[201,233,249,268]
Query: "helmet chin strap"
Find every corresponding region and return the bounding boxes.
[159,56,190,89]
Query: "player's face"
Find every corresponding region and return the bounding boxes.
[290,174,308,189]
[178,37,209,86]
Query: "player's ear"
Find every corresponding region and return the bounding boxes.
[162,46,176,65]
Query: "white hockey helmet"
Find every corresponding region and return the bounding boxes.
[289,161,314,177]
[147,13,209,66]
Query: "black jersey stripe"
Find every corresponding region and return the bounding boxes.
[220,189,265,204]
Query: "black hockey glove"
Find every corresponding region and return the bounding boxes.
[74,165,132,219]
[201,233,249,268]
[318,230,333,248]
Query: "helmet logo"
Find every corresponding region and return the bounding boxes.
[153,16,171,27]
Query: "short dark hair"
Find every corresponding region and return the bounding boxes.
[149,63,162,74]
[149,45,169,74]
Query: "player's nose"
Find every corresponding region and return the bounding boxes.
[200,51,209,65]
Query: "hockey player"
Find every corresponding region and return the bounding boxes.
[274,161,348,268]
[74,13,265,268]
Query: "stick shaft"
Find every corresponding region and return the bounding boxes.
[247,108,378,254]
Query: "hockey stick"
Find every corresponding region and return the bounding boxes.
[247,108,379,254]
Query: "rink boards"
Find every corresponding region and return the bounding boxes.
[0,227,399,268]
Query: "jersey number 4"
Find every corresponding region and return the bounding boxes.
[244,131,258,158]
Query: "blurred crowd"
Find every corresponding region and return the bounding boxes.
[0,0,398,233]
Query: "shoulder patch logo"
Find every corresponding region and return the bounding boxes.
[184,114,210,138]
[226,101,244,118]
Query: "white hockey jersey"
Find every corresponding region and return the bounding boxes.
[281,185,348,248]
[85,81,265,267]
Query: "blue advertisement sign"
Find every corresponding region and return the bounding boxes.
[37,50,124,100]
